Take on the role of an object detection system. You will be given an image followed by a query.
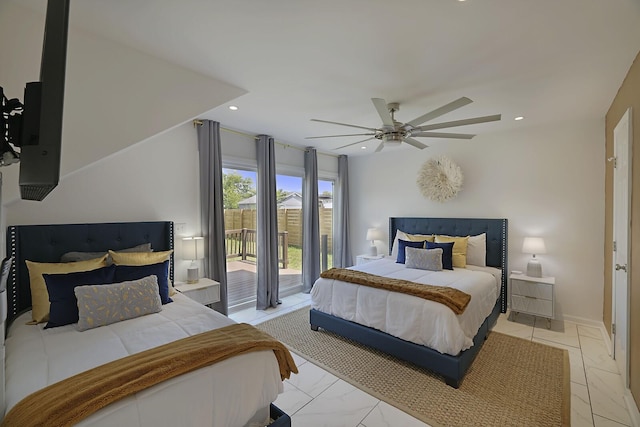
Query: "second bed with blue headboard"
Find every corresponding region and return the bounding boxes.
[310,217,508,388]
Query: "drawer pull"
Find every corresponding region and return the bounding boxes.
[525,296,537,299]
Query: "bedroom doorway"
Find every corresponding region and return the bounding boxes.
[612,107,632,387]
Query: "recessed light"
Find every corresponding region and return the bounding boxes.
[228,105,238,111]
[361,146,367,150]
[514,116,524,121]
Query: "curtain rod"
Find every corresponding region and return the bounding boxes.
[193,119,339,158]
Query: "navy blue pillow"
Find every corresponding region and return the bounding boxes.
[114,260,172,304]
[396,239,427,264]
[426,241,455,270]
[44,265,116,329]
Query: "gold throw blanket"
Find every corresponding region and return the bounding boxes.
[2,323,298,427]
[320,268,471,314]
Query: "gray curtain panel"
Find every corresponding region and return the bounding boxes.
[196,120,228,315]
[333,154,353,267]
[302,147,320,293]
[256,135,280,310]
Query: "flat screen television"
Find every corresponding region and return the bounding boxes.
[19,0,70,201]
[0,0,70,201]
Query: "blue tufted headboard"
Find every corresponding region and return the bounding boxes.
[6,221,174,325]
[389,217,508,312]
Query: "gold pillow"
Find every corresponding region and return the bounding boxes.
[109,249,173,266]
[435,235,469,268]
[26,255,108,324]
[402,232,435,243]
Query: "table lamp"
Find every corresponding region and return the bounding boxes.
[366,228,383,256]
[183,236,205,283]
[522,237,546,278]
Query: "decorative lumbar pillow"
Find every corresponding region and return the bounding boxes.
[43,265,117,329]
[396,239,427,264]
[466,233,487,267]
[109,249,172,266]
[426,241,454,270]
[60,243,152,263]
[405,247,443,271]
[435,235,470,268]
[25,255,109,324]
[391,231,435,259]
[114,260,172,304]
[75,275,162,332]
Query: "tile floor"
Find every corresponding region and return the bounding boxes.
[229,294,635,427]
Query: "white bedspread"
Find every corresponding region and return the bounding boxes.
[311,257,500,355]
[4,293,283,427]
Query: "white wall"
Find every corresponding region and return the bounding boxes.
[349,118,605,323]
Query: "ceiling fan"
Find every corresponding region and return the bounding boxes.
[306,97,501,152]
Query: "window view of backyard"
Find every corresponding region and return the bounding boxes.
[223,168,333,310]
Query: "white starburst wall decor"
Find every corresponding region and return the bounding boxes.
[417,155,463,202]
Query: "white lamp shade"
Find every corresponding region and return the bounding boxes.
[366,228,383,241]
[522,237,546,255]
[182,237,205,260]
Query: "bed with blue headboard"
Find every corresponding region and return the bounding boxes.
[5,221,174,325]
[310,217,508,388]
[1,221,292,427]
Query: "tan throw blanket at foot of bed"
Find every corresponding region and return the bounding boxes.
[320,268,471,314]
[1,323,298,427]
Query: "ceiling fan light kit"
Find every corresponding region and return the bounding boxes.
[307,97,501,152]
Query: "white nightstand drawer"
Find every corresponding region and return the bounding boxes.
[511,295,553,318]
[175,278,220,306]
[512,280,553,300]
[184,286,220,305]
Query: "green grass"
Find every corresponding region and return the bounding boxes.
[285,245,332,270]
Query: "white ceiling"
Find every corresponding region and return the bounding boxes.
[17,0,640,156]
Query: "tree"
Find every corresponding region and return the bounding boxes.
[320,190,332,198]
[223,172,255,209]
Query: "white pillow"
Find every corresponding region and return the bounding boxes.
[466,233,487,267]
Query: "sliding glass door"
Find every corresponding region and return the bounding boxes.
[223,168,258,310]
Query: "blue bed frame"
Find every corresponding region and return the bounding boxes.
[310,217,508,388]
[5,221,175,326]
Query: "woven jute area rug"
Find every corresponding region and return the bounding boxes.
[256,307,570,427]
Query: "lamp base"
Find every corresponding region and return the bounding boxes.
[368,245,378,256]
[187,266,199,284]
[526,259,542,278]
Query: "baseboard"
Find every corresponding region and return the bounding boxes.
[624,391,640,427]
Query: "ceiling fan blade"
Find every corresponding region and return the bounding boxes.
[305,133,376,140]
[412,132,475,140]
[406,97,473,127]
[310,119,378,132]
[335,137,376,150]
[403,137,428,150]
[418,114,502,131]
[371,98,395,127]
[375,142,385,152]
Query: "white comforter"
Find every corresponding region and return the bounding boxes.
[4,293,283,427]
[311,257,500,355]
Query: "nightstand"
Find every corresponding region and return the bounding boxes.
[355,254,385,265]
[510,273,555,328]
[174,278,220,306]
